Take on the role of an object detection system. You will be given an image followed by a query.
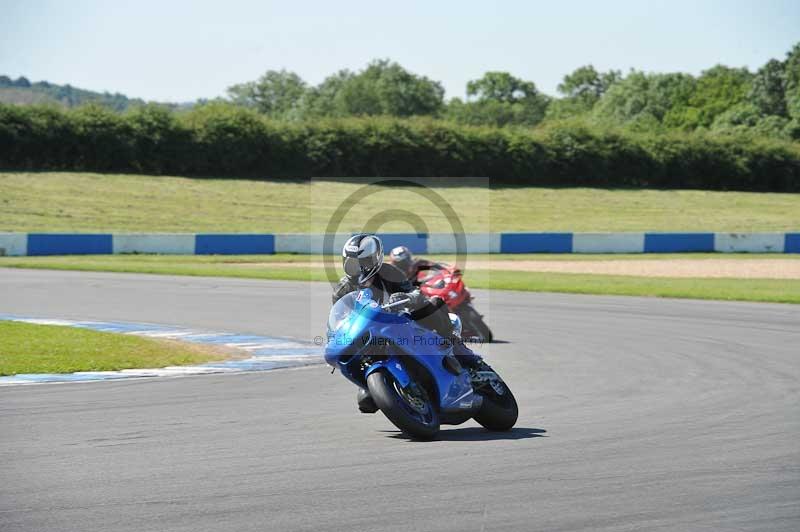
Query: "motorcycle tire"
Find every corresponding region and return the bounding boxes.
[367,370,440,440]
[460,305,494,343]
[474,370,518,431]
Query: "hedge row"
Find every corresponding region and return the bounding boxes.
[1,103,799,191]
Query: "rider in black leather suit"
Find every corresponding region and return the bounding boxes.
[332,234,481,413]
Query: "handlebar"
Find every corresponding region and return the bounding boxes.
[381,296,411,310]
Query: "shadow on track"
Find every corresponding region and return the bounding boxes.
[384,427,546,442]
[464,339,510,345]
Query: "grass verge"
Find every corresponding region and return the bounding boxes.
[2,172,799,232]
[0,321,229,376]
[474,270,799,304]
[1,254,798,304]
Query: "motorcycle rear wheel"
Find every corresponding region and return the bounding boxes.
[367,370,440,440]
[459,305,494,343]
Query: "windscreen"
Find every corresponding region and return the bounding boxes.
[328,292,358,334]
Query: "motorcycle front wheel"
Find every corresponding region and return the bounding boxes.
[367,370,440,440]
[473,368,518,431]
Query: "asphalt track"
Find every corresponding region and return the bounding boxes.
[1,268,798,531]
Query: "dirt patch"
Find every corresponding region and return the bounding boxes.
[227,258,800,279]
[469,259,800,279]
[230,262,314,268]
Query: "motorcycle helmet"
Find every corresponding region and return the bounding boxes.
[388,245,414,277]
[342,233,383,284]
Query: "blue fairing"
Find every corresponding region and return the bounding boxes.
[325,289,480,413]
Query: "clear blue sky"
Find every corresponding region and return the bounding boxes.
[2,0,798,103]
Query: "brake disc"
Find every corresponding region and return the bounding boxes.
[470,370,506,396]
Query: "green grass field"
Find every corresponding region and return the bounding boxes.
[2,172,799,232]
[0,321,229,375]
[479,271,799,304]
[2,171,797,304]
[2,254,798,304]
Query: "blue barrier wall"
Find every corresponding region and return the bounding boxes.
[500,233,572,253]
[195,234,275,255]
[1,232,796,256]
[644,233,715,253]
[785,233,800,253]
[376,233,428,254]
[27,234,113,256]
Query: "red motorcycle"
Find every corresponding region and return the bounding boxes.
[416,265,494,342]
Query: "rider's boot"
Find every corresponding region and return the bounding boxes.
[357,387,378,413]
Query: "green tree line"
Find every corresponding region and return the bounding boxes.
[224,43,800,140]
[4,41,799,139]
[0,76,188,111]
[1,102,798,191]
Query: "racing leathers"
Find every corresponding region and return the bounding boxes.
[332,263,480,366]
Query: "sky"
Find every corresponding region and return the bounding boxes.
[2,0,799,103]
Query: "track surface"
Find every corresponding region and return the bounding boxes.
[1,269,798,531]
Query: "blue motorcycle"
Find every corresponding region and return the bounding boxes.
[325,289,518,439]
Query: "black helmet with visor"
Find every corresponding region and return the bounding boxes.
[342,233,383,284]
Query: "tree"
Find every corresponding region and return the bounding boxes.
[557,65,621,103]
[687,65,752,127]
[711,102,761,132]
[338,59,444,117]
[752,115,791,138]
[297,60,444,118]
[372,60,445,116]
[227,69,307,118]
[298,70,355,118]
[740,42,800,138]
[450,71,549,126]
[547,65,621,120]
[749,59,787,117]
[447,97,549,127]
[783,42,800,122]
[466,71,538,103]
[593,71,696,128]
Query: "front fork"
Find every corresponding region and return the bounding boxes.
[364,356,411,388]
[469,368,507,396]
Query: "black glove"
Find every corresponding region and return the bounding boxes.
[388,292,411,307]
[388,290,426,310]
[405,290,428,310]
